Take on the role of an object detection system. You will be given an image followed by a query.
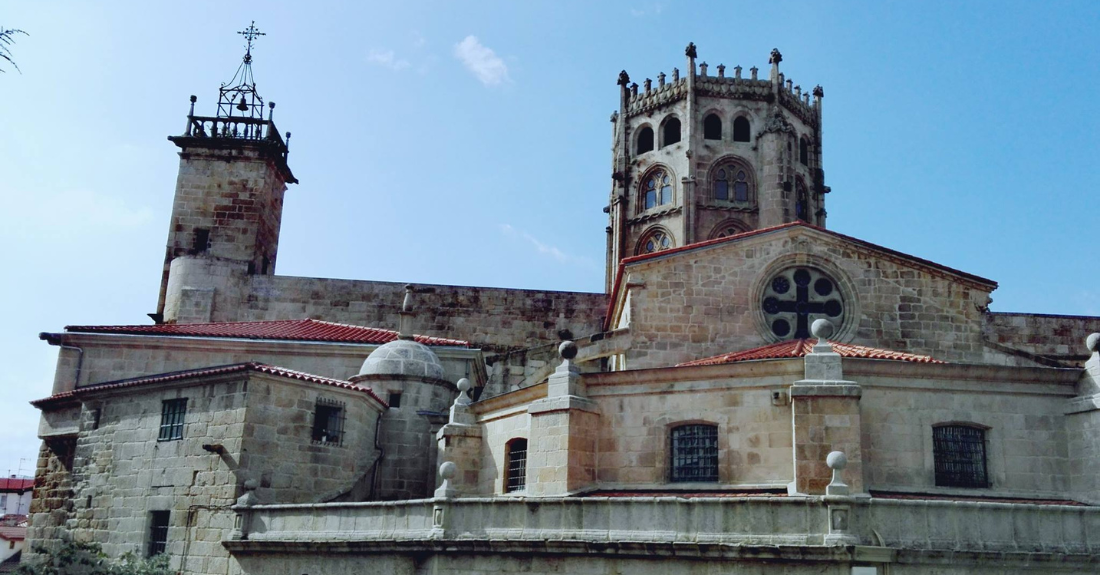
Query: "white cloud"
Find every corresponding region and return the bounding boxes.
[630,3,664,17]
[367,49,411,71]
[499,224,597,270]
[453,36,510,86]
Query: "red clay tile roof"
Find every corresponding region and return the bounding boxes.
[0,480,32,493]
[678,339,945,367]
[64,319,469,347]
[30,362,387,409]
[0,527,24,541]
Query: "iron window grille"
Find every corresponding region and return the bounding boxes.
[148,510,170,556]
[670,424,719,482]
[312,398,345,445]
[158,399,187,441]
[505,438,528,493]
[933,424,989,488]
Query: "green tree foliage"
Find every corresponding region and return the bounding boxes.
[16,542,172,575]
[1,27,28,73]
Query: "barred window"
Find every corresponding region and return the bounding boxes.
[670,424,719,482]
[312,399,345,445]
[158,399,186,441]
[933,424,988,488]
[505,438,527,493]
[148,510,170,556]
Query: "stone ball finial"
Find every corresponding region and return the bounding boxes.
[559,340,578,360]
[243,479,259,491]
[1087,333,1100,353]
[769,48,783,65]
[826,451,847,470]
[439,461,457,481]
[189,94,197,103]
[456,378,471,393]
[811,318,835,340]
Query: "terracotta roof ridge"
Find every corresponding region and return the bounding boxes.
[678,339,945,367]
[31,362,387,409]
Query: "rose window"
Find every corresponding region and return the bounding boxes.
[761,267,844,339]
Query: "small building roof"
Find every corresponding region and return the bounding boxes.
[0,480,32,493]
[0,527,24,541]
[30,362,387,409]
[678,339,945,367]
[63,319,469,347]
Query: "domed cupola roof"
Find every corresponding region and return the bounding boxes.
[353,283,446,382]
[357,338,445,380]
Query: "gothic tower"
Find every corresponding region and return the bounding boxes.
[606,45,827,290]
[153,22,296,322]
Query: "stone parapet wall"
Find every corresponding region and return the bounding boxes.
[984,312,1100,366]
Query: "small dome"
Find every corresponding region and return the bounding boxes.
[358,339,445,381]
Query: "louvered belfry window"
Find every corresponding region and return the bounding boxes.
[670,424,719,482]
[933,425,988,488]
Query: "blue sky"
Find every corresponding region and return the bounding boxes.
[1,1,1097,477]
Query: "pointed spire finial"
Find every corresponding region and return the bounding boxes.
[685,42,697,59]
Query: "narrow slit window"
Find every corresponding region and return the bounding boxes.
[506,438,527,493]
[192,228,210,254]
[158,399,187,441]
[388,392,402,409]
[148,510,170,556]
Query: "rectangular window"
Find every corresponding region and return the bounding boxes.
[506,439,528,493]
[933,425,988,488]
[670,424,719,483]
[0,494,6,508]
[388,392,402,409]
[158,399,187,441]
[312,399,345,445]
[148,510,170,556]
[192,228,210,253]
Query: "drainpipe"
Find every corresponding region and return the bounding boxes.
[39,332,84,390]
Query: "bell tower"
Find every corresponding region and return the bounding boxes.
[153,22,297,322]
[606,45,828,290]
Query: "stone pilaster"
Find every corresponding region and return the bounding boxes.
[1066,334,1100,503]
[789,320,863,495]
[526,342,600,496]
[435,379,482,496]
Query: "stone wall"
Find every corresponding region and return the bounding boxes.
[984,312,1100,366]
[26,438,75,555]
[163,257,608,354]
[47,334,478,396]
[619,226,996,368]
[854,362,1076,496]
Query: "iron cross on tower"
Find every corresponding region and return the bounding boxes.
[238,21,265,63]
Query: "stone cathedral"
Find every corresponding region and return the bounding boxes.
[26,35,1100,575]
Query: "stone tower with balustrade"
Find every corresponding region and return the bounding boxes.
[153,22,296,322]
[606,45,828,290]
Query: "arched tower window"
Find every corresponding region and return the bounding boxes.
[709,220,749,239]
[795,179,809,222]
[661,117,681,147]
[505,438,528,493]
[641,168,674,210]
[799,137,810,166]
[637,227,674,255]
[733,116,751,142]
[703,114,722,140]
[636,126,654,155]
[711,160,754,205]
[933,424,988,488]
[670,424,719,483]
